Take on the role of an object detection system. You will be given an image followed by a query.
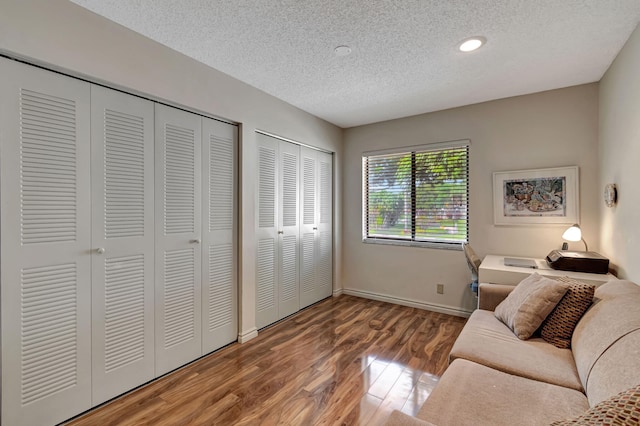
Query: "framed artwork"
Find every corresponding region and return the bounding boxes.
[493,166,579,225]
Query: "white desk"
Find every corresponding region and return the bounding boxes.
[479,254,615,286]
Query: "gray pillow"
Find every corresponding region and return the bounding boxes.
[494,273,570,340]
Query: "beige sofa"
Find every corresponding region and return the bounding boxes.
[386,278,640,426]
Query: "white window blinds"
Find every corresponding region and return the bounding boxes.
[363,141,469,248]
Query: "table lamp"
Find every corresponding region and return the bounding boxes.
[562,224,588,251]
[546,224,608,273]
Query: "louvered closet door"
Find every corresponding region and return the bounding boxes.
[0,58,92,426]
[255,134,279,329]
[278,141,300,318]
[300,147,333,308]
[154,104,202,376]
[202,118,238,353]
[90,85,155,404]
[299,147,318,309]
[316,151,334,299]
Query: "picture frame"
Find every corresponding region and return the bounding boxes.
[493,166,579,225]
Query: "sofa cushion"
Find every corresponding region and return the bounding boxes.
[495,272,569,339]
[572,280,640,393]
[585,329,640,406]
[550,384,640,425]
[385,411,435,426]
[417,359,589,426]
[540,277,595,349]
[450,309,583,391]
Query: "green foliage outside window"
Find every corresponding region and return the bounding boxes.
[365,144,469,246]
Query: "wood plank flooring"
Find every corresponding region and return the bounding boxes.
[67,295,467,426]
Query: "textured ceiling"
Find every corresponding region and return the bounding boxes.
[70,0,640,128]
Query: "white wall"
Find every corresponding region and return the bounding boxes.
[599,23,640,282]
[0,0,343,341]
[343,85,600,315]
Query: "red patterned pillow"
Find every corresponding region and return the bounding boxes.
[540,277,595,349]
[550,384,640,425]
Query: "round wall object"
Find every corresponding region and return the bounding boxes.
[604,183,617,207]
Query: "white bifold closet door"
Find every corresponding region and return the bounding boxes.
[316,151,333,300]
[154,104,202,376]
[90,85,155,404]
[0,58,92,426]
[255,134,300,329]
[300,147,333,309]
[278,141,301,319]
[202,118,238,353]
[316,151,334,300]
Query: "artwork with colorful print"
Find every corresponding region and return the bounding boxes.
[503,177,565,216]
[493,166,579,225]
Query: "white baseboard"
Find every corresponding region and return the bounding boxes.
[332,288,343,297]
[342,288,472,318]
[238,327,258,343]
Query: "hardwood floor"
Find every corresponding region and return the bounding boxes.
[67,295,467,426]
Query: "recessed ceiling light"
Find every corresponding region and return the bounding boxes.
[458,37,486,52]
[334,45,352,57]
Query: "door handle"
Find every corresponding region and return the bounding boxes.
[96,247,105,255]
[190,239,201,244]
[278,230,284,234]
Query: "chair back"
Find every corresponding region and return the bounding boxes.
[462,242,481,282]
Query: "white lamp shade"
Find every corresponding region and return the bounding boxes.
[562,224,582,242]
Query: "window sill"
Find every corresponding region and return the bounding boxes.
[362,238,463,251]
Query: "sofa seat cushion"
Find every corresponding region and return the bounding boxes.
[385,411,435,426]
[418,359,590,426]
[450,309,583,391]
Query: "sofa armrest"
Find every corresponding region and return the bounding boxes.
[478,283,515,311]
[385,410,437,426]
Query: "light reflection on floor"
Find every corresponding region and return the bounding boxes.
[357,355,440,423]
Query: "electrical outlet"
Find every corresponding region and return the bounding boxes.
[437,284,444,294]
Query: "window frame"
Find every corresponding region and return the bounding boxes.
[362,140,470,251]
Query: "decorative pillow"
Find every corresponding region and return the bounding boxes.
[550,384,640,425]
[494,273,569,340]
[540,277,595,349]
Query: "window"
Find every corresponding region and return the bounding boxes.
[363,140,469,249]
